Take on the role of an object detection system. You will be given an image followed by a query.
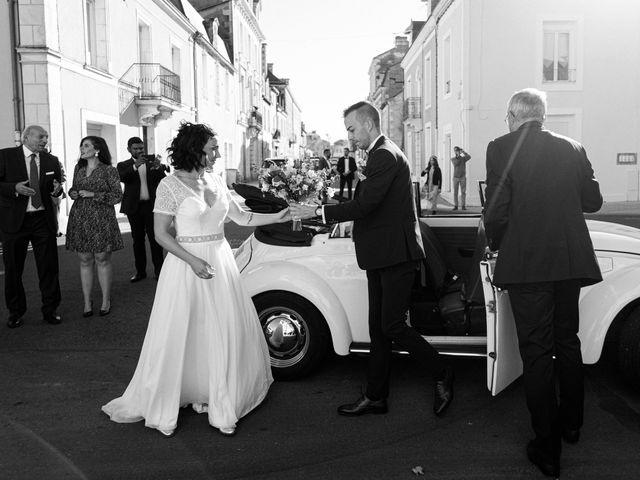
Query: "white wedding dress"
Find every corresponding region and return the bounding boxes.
[102,173,273,433]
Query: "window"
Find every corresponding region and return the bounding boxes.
[215,63,221,105]
[537,17,582,90]
[543,22,576,82]
[138,22,152,63]
[424,51,432,109]
[225,70,230,110]
[171,45,181,77]
[85,0,109,71]
[443,34,451,96]
[201,52,208,99]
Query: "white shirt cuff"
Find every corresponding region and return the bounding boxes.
[321,205,326,224]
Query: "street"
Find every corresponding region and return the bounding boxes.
[1,209,640,479]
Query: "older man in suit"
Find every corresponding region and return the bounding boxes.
[484,88,603,478]
[117,137,168,282]
[0,125,64,327]
[291,101,454,417]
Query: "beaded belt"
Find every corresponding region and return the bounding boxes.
[176,233,224,243]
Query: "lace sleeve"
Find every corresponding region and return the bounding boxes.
[153,178,177,215]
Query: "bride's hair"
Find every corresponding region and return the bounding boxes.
[167,122,216,172]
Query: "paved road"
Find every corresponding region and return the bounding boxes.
[1,209,639,479]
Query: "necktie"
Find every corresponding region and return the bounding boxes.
[30,154,42,209]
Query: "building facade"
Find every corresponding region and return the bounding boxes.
[367,36,410,149]
[1,0,237,227]
[401,0,640,205]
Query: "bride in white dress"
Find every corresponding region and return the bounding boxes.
[102,123,289,437]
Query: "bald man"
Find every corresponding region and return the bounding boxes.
[0,125,64,327]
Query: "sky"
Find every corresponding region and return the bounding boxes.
[260,0,429,143]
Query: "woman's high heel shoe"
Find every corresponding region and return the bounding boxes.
[158,428,175,437]
[83,302,93,318]
[99,302,111,316]
[218,426,236,436]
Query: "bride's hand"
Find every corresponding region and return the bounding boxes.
[189,258,215,279]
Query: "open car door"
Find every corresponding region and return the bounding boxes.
[481,257,523,395]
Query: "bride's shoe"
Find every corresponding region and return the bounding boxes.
[218,426,236,437]
[158,428,175,437]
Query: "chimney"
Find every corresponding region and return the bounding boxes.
[395,36,409,50]
[267,63,273,74]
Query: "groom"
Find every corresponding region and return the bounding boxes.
[291,101,454,416]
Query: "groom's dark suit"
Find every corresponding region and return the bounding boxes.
[324,135,444,400]
[0,145,63,318]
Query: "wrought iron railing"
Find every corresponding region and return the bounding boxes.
[248,110,263,129]
[404,97,422,120]
[119,63,181,107]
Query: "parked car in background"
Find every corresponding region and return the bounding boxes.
[233,199,640,393]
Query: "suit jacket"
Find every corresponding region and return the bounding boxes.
[117,157,168,215]
[0,146,63,234]
[484,121,603,287]
[324,136,425,270]
[337,156,357,179]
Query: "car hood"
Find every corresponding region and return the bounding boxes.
[587,220,640,255]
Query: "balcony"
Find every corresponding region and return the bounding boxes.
[248,110,263,130]
[118,63,181,126]
[404,97,422,120]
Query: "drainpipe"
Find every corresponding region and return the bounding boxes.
[192,32,201,122]
[9,0,24,143]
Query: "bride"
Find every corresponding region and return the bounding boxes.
[102,122,289,437]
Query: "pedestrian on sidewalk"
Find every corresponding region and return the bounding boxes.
[0,125,64,328]
[421,155,442,215]
[117,137,168,283]
[66,136,123,318]
[450,146,471,210]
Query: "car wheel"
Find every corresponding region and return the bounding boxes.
[253,291,330,380]
[618,307,640,389]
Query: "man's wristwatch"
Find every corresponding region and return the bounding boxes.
[315,206,322,217]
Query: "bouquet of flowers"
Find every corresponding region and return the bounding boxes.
[254,161,334,205]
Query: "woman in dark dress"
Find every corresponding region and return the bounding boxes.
[420,155,442,215]
[66,136,123,317]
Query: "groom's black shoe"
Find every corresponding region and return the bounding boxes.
[337,395,388,416]
[433,366,454,416]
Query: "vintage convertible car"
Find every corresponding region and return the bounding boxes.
[233,196,640,394]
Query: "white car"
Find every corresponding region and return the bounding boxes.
[234,212,640,394]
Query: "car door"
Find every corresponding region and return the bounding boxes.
[481,259,523,395]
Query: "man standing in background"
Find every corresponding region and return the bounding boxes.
[117,137,168,283]
[450,146,471,210]
[337,147,357,200]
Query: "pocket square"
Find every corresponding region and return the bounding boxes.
[45,171,55,175]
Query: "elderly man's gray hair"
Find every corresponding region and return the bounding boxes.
[508,88,547,123]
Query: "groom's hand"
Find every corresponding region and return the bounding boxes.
[289,203,317,220]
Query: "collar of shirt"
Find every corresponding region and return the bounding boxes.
[366,134,383,154]
[23,145,38,160]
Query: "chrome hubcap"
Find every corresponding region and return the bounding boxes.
[260,307,308,368]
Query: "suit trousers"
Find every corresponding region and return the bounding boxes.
[339,174,354,200]
[365,261,445,400]
[508,280,583,455]
[1,211,61,316]
[452,176,466,208]
[127,200,164,275]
